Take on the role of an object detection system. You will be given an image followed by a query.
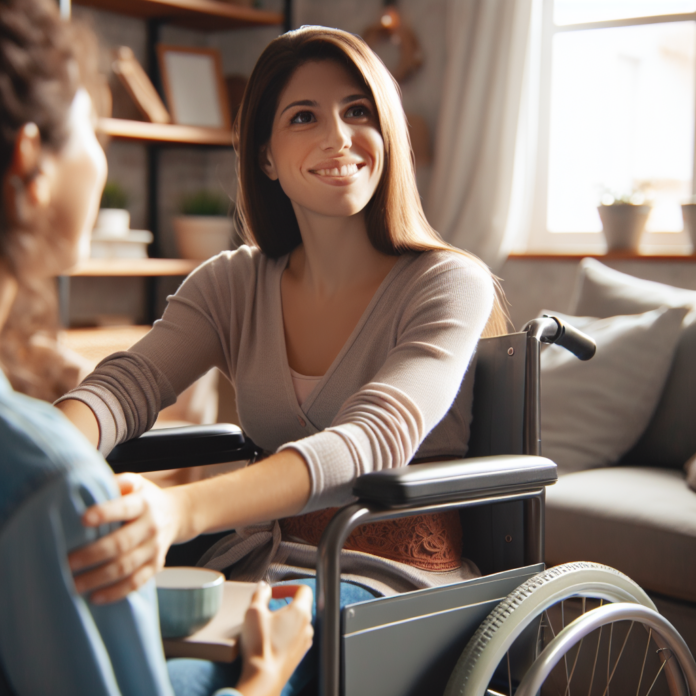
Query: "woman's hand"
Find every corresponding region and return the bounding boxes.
[68,473,190,604]
[236,583,314,696]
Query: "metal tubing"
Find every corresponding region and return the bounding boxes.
[524,335,541,456]
[284,0,293,32]
[523,491,544,565]
[317,488,546,696]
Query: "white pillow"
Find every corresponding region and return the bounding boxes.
[540,307,688,475]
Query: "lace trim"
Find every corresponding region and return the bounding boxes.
[279,508,463,572]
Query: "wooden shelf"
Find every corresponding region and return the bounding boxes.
[60,325,152,362]
[98,118,235,146]
[73,0,284,31]
[508,252,696,262]
[67,258,200,277]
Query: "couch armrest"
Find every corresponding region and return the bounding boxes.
[352,455,557,507]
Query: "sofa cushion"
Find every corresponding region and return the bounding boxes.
[569,258,696,469]
[540,307,687,474]
[546,467,696,602]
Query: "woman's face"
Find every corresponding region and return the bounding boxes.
[43,88,108,274]
[10,89,107,279]
[262,59,384,221]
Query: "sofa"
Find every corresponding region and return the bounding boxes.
[539,258,696,651]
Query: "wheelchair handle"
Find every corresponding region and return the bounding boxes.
[523,315,596,361]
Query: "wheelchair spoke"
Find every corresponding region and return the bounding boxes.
[635,628,652,696]
[606,621,614,696]
[601,622,635,696]
[643,649,672,696]
[564,636,585,696]
[587,624,604,696]
[507,650,513,696]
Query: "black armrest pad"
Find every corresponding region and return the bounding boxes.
[352,455,557,507]
[106,424,253,473]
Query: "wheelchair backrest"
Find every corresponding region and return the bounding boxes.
[467,332,527,458]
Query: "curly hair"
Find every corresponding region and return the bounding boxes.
[0,0,101,401]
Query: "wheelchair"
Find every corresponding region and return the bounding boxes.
[108,316,696,696]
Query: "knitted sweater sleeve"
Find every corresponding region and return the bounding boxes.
[279,258,495,513]
[54,251,247,455]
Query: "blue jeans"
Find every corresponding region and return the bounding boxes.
[167,579,378,696]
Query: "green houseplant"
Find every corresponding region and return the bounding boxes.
[597,187,652,252]
[173,190,234,261]
[96,181,130,237]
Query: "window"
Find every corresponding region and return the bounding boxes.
[527,0,696,252]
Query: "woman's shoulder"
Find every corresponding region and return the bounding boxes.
[184,244,287,288]
[0,379,111,517]
[401,248,494,290]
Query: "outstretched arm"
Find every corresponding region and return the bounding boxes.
[69,450,311,603]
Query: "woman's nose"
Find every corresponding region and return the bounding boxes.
[321,114,351,151]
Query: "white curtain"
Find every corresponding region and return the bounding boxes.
[426,0,536,271]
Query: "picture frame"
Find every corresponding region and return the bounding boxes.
[157,45,231,130]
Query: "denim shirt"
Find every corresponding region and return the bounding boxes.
[0,371,173,696]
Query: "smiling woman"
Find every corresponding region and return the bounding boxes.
[56,26,509,696]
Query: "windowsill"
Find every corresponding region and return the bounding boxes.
[508,251,696,261]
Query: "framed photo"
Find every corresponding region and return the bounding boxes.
[157,45,231,130]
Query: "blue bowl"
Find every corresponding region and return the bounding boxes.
[156,567,225,639]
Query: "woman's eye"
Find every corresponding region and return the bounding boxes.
[290,111,315,124]
[346,104,370,118]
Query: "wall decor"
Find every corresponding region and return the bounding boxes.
[157,45,231,129]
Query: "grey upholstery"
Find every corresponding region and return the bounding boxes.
[570,258,696,469]
[546,467,696,602]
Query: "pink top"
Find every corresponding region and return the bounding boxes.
[289,368,323,407]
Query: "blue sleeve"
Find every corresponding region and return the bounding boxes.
[0,466,173,696]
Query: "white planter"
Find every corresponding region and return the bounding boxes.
[597,205,651,252]
[681,204,696,253]
[174,216,233,260]
[90,230,153,259]
[95,208,131,237]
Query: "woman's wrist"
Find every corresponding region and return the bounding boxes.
[167,484,198,544]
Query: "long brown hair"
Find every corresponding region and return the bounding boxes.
[0,0,102,400]
[235,26,509,336]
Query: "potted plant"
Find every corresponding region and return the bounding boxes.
[96,181,130,237]
[681,194,696,253]
[173,190,233,261]
[597,187,652,252]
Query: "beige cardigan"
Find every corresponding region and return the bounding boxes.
[60,245,493,515]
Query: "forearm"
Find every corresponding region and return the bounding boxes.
[173,449,312,541]
[56,398,100,449]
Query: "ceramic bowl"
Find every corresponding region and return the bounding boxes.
[155,567,225,638]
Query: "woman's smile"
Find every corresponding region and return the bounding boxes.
[309,159,366,184]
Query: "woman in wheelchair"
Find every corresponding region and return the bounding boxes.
[0,1,313,694]
[54,21,508,695]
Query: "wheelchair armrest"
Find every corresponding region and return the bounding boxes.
[352,455,557,507]
[106,424,259,474]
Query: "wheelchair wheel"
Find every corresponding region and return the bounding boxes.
[514,602,696,696]
[443,561,684,696]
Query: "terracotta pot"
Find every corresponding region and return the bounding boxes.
[597,204,651,252]
[173,216,232,260]
[681,204,696,253]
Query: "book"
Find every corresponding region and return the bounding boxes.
[162,581,257,663]
[112,46,171,125]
